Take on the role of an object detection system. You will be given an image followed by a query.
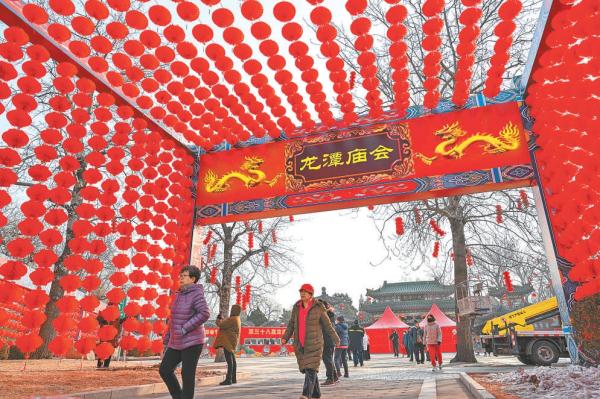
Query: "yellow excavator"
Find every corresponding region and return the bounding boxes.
[480,297,569,366]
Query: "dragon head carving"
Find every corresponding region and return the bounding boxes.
[434,121,467,139]
[241,156,264,171]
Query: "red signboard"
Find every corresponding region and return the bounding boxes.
[196,102,533,224]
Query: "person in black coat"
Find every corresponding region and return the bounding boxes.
[321,302,338,385]
[389,330,400,357]
[348,320,365,367]
[414,323,425,364]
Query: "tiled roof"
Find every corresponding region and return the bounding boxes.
[367,280,454,296]
[362,299,456,314]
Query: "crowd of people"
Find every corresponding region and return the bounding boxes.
[388,315,444,371]
[155,269,445,399]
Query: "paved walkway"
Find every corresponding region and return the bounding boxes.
[144,354,571,398]
[141,353,570,399]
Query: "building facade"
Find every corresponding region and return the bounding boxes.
[360,280,456,325]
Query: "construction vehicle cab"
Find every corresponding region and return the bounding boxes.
[480,297,569,366]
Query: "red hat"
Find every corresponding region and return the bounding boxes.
[299,284,314,295]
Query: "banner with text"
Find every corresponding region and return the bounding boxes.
[196,102,534,224]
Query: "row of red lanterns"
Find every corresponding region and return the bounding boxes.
[525,0,600,301]
[452,1,483,106]
[483,0,522,98]
[0,29,195,357]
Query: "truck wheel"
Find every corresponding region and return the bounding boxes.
[517,354,535,365]
[530,340,559,366]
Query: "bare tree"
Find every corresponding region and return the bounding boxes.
[368,188,547,362]
[331,0,541,112]
[330,0,542,362]
[199,218,299,361]
[201,219,300,320]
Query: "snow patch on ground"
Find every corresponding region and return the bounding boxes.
[488,365,600,398]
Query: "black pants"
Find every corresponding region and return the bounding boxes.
[414,343,425,363]
[351,347,363,366]
[224,349,237,383]
[364,344,371,360]
[302,368,321,398]
[408,345,414,361]
[322,345,335,381]
[97,357,111,368]
[159,344,202,399]
[392,342,399,357]
[334,348,348,376]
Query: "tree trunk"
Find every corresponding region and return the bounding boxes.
[215,226,234,363]
[31,164,85,359]
[448,210,477,363]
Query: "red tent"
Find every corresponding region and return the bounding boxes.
[365,306,409,354]
[419,303,457,353]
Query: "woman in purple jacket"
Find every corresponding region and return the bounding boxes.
[159,265,210,399]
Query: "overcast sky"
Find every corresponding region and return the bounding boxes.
[273,207,429,309]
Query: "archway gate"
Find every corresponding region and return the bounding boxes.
[0,0,597,365]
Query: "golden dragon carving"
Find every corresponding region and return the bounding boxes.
[415,121,521,165]
[204,156,282,193]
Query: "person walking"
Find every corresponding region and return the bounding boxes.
[414,323,425,364]
[407,325,417,362]
[389,329,400,357]
[321,302,338,386]
[334,316,349,378]
[423,314,443,371]
[214,304,242,386]
[348,320,364,367]
[362,332,370,361]
[282,284,339,399]
[402,330,409,358]
[159,266,210,399]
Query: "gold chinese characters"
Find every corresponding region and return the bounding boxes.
[299,145,394,171]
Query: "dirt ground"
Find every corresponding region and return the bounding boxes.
[0,359,223,399]
[470,373,521,399]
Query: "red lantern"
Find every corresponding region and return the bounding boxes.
[101,306,120,323]
[21,309,47,329]
[432,241,440,258]
[95,342,114,360]
[503,271,514,292]
[16,333,43,358]
[248,231,254,249]
[496,205,503,223]
[52,314,76,333]
[413,207,422,224]
[395,216,404,235]
[98,325,118,341]
[429,219,446,237]
[519,190,529,207]
[264,251,269,268]
[203,230,212,245]
[48,335,71,357]
[274,1,296,22]
[466,249,474,267]
[210,266,217,285]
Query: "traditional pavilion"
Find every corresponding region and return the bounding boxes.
[361,280,455,325]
